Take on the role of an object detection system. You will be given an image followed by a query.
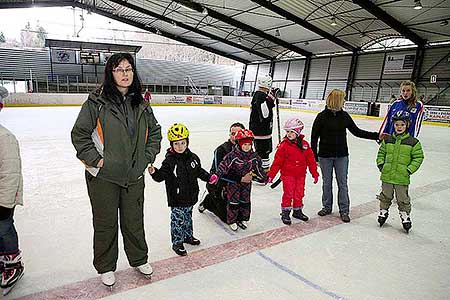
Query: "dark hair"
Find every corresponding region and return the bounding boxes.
[229,122,245,131]
[101,52,143,107]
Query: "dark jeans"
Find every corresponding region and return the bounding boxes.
[0,207,19,253]
[319,156,350,214]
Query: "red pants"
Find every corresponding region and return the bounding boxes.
[281,175,306,208]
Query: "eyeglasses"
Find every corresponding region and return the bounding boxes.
[113,67,134,74]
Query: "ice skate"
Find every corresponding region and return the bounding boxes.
[237,221,247,230]
[198,201,206,213]
[229,223,238,231]
[292,208,309,221]
[280,209,292,225]
[184,236,201,245]
[378,209,389,227]
[136,262,153,279]
[172,243,187,256]
[1,251,24,296]
[399,211,412,233]
[101,271,115,291]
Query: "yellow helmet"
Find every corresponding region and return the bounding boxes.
[167,123,189,142]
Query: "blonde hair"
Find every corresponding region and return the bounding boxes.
[400,80,417,107]
[326,89,345,110]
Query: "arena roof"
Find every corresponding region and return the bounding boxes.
[1,0,449,64]
[45,39,142,53]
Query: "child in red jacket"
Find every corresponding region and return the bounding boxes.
[267,118,319,225]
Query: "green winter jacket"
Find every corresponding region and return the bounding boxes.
[71,90,162,188]
[376,132,424,185]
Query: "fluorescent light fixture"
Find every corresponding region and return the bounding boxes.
[202,7,208,15]
[330,17,337,26]
[275,29,280,37]
[413,0,423,9]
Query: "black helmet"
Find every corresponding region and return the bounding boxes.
[391,110,411,128]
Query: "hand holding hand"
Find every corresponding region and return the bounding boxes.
[379,133,390,141]
[313,176,319,184]
[97,159,104,168]
[209,174,219,185]
[148,165,155,175]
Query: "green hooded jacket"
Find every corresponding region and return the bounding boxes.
[71,90,162,187]
[376,132,424,185]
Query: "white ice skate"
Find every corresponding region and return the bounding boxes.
[136,262,153,279]
[101,271,116,291]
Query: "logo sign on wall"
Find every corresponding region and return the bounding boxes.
[52,49,76,64]
[344,102,368,115]
[423,106,450,123]
[383,54,415,74]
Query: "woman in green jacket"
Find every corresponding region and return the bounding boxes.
[71,53,162,288]
[376,111,424,233]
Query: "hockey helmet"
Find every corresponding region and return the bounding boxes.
[257,75,273,89]
[168,123,189,142]
[284,118,304,136]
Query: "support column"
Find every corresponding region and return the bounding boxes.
[322,56,333,100]
[239,64,247,95]
[299,56,311,99]
[411,46,425,83]
[346,50,359,101]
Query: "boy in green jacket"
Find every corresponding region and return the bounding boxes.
[376,111,424,233]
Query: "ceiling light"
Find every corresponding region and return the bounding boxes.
[202,7,208,15]
[237,37,242,45]
[156,29,161,35]
[275,29,280,37]
[330,17,337,26]
[440,20,448,26]
[413,0,423,10]
[303,41,309,46]
[172,21,177,28]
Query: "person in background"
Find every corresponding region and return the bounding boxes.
[376,111,424,233]
[71,53,162,289]
[144,88,152,103]
[249,75,278,183]
[379,80,424,138]
[0,86,25,296]
[311,89,380,223]
[149,123,212,256]
[198,122,251,223]
[266,118,319,225]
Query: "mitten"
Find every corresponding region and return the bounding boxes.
[209,174,219,185]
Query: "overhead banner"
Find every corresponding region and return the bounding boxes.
[51,49,76,64]
[383,54,415,74]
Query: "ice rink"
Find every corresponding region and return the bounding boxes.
[1,105,450,300]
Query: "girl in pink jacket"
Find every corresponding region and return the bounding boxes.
[267,118,319,225]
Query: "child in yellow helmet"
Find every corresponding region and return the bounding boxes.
[149,123,213,256]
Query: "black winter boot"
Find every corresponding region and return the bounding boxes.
[172,244,187,256]
[292,208,309,221]
[280,209,292,225]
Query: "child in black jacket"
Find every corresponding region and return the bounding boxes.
[149,123,211,256]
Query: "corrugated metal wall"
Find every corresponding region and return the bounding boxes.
[0,47,240,87]
[0,48,50,80]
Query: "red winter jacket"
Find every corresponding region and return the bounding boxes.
[267,135,319,179]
